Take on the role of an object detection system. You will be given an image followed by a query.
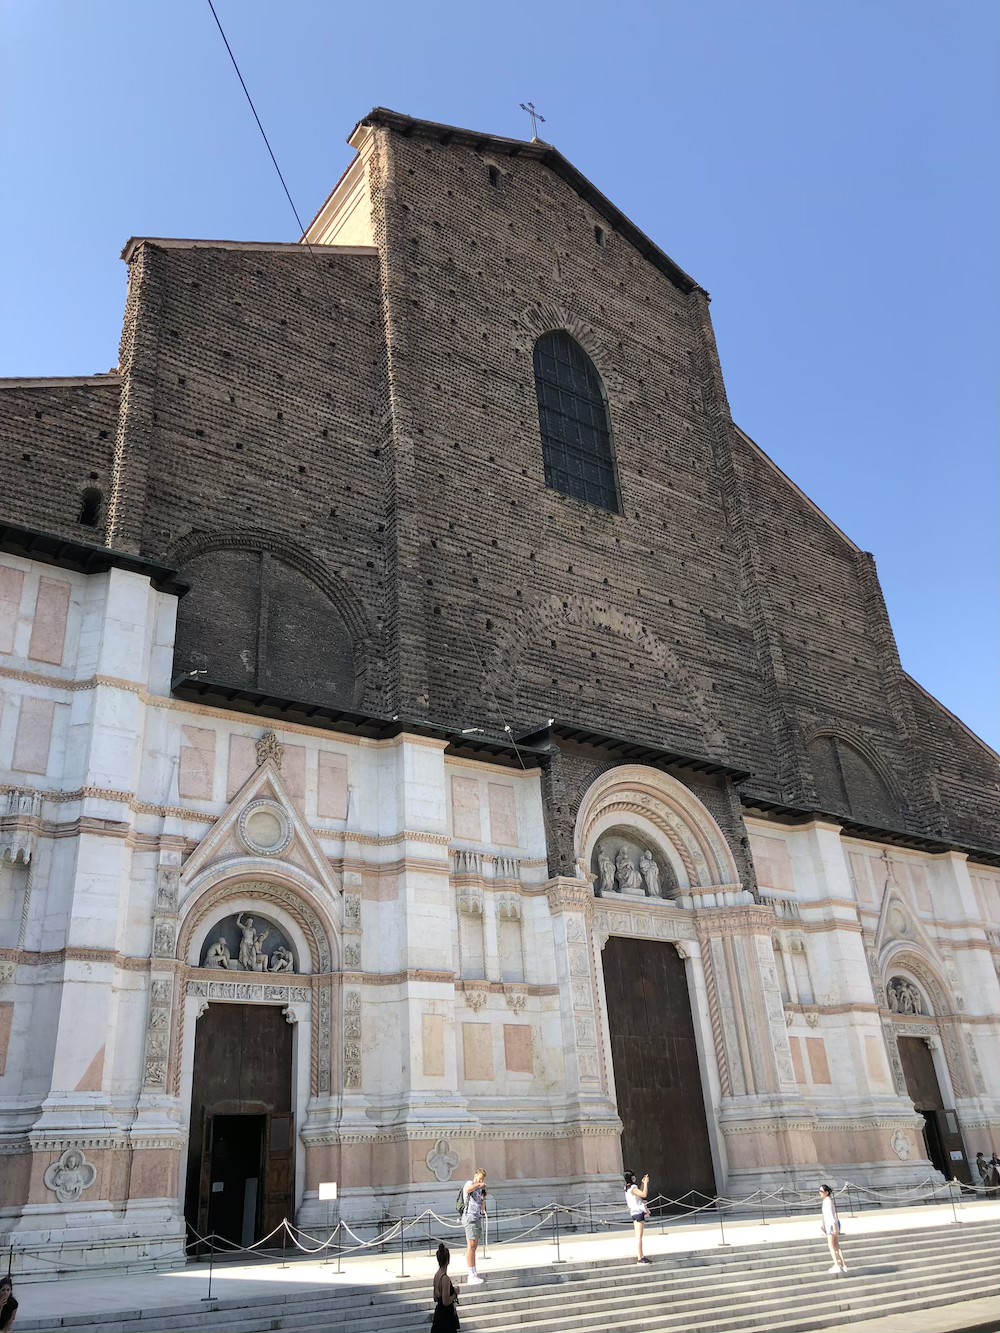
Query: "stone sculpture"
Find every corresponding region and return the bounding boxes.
[269,945,294,973]
[638,849,660,898]
[236,913,270,972]
[887,977,923,1015]
[597,846,616,896]
[615,848,644,895]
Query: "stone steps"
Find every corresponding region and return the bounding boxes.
[21,1219,997,1333]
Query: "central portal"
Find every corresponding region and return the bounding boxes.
[602,936,716,1204]
[185,1003,295,1245]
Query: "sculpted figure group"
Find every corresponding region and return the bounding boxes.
[597,841,664,898]
[204,913,296,973]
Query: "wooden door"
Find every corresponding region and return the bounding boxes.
[898,1035,968,1180]
[262,1111,295,1233]
[602,937,716,1205]
[186,1003,294,1243]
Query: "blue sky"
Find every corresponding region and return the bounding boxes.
[2,1,997,749]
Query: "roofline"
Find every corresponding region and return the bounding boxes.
[0,520,187,595]
[0,374,120,390]
[733,424,860,553]
[904,671,999,761]
[351,107,703,297]
[740,792,1000,867]
[120,237,378,263]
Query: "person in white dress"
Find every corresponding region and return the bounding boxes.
[820,1184,847,1274]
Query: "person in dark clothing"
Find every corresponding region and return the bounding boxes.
[430,1243,460,1331]
[0,1276,18,1331]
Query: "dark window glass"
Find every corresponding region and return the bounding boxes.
[78,487,102,527]
[532,331,619,512]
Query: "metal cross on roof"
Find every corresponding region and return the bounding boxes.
[519,101,546,139]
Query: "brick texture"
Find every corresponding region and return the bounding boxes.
[0,113,995,857]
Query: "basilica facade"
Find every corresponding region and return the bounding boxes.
[0,108,997,1269]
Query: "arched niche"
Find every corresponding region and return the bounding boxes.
[178,875,339,976]
[575,765,748,909]
[807,732,900,828]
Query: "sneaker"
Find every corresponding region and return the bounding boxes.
[827,1265,841,1275]
[637,1257,652,1264]
[466,1273,485,1285]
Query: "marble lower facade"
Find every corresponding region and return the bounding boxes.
[1,556,999,1270]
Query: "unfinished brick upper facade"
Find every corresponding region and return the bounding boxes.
[2,107,996,859]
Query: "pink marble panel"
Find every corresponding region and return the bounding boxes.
[908,864,933,914]
[788,1034,806,1084]
[488,783,518,846]
[0,1003,12,1075]
[806,1036,831,1085]
[282,744,306,812]
[179,726,216,800]
[865,1035,888,1086]
[317,750,349,819]
[847,851,876,904]
[503,1023,533,1074]
[12,696,55,774]
[28,578,71,665]
[452,776,481,840]
[75,1044,106,1092]
[227,734,257,798]
[0,567,24,655]
[462,1023,494,1081]
[422,1014,445,1078]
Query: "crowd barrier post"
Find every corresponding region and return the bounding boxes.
[427,1212,433,1257]
[716,1199,729,1247]
[201,1240,215,1302]
[398,1215,409,1278]
[588,1195,594,1234]
[759,1191,767,1227]
[552,1207,563,1263]
[280,1221,289,1269]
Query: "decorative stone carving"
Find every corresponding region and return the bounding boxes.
[890,1128,912,1160]
[188,979,310,1003]
[43,1148,97,1203]
[237,800,292,856]
[454,849,482,875]
[887,977,924,1015]
[282,1005,298,1024]
[256,729,284,769]
[426,1138,460,1182]
[343,991,362,1091]
[458,886,484,916]
[152,923,175,958]
[343,894,362,927]
[638,849,660,898]
[505,991,527,1012]
[465,988,489,1011]
[497,892,521,921]
[155,866,179,912]
[200,913,297,974]
[494,856,520,881]
[592,831,674,900]
[0,787,41,863]
[343,942,361,969]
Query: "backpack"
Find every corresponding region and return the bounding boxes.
[456,1185,466,1218]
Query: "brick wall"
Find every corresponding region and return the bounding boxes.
[0,380,119,541]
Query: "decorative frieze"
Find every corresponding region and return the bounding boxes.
[343,990,362,1089]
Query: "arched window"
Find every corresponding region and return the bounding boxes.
[78,487,102,528]
[533,331,619,512]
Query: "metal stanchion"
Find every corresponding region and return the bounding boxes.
[588,1195,594,1234]
[280,1220,289,1269]
[846,1184,855,1218]
[716,1199,729,1247]
[336,1222,343,1275]
[427,1212,433,1257]
[759,1191,768,1227]
[201,1240,215,1302]
[552,1208,564,1263]
[481,1213,489,1262]
[398,1216,409,1277]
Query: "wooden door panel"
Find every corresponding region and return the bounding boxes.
[603,937,716,1204]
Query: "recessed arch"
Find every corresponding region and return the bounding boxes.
[806,729,901,827]
[575,764,744,900]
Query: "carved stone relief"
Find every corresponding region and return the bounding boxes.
[886,977,925,1015]
[592,829,676,900]
[199,912,298,974]
[142,973,173,1090]
[426,1139,460,1182]
[43,1148,97,1203]
[343,990,362,1090]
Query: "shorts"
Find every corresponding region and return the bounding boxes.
[463,1216,483,1242]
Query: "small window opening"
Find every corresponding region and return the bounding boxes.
[78,487,102,528]
[488,165,501,188]
[594,225,605,247]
